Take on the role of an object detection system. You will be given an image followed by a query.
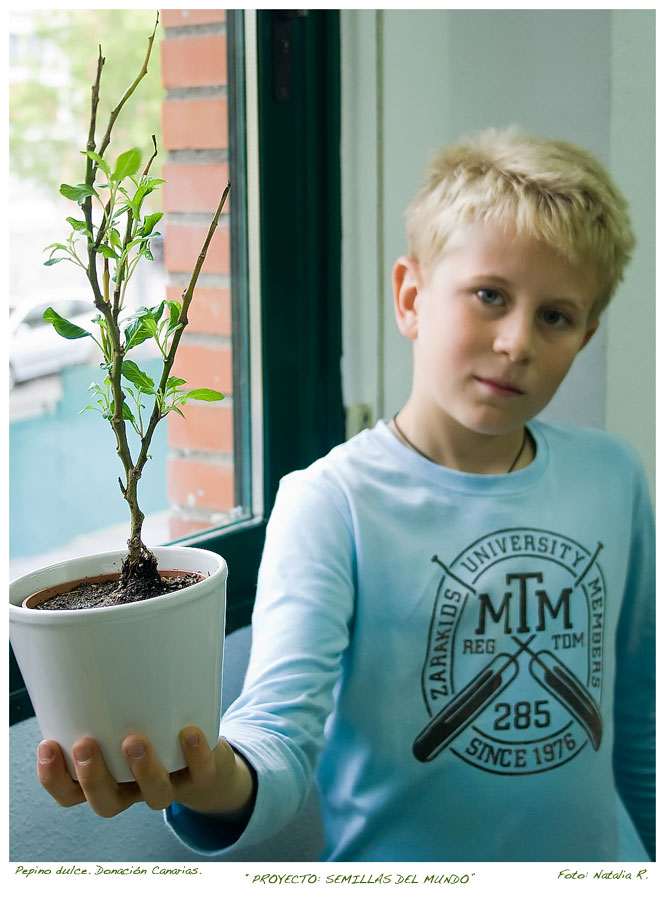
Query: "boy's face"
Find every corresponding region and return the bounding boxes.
[394,220,599,440]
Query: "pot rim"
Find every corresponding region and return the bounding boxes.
[9,546,227,621]
[22,569,204,610]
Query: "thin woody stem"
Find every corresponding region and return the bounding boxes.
[135,180,231,474]
[79,45,136,535]
[97,13,160,159]
[113,135,159,317]
[82,47,107,312]
[144,133,159,174]
[87,19,159,566]
[122,180,230,568]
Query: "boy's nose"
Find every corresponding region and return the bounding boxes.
[492,312,534,362]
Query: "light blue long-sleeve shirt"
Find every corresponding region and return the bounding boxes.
[167,419,655,862]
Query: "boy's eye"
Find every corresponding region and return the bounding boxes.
[476,289,503,305]
[540,309,569,328]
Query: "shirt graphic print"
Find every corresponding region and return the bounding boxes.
[413,527,604,774]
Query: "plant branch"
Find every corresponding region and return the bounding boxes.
[179,180,232,323]
[82,47,107,312]
[97,13,160,160]
[144,133,159,174]
[135,180,231,473]
[83,18,161,529]
[113,135,159,317]
[92,187,116,253]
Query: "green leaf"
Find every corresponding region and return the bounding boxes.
[127,302,164,322]
[43,242,73,266]
[108,228,122,249]
[127,235,148,251]
[112,148,142,182]
[143,316,159,337]
[122,302,164,346]
[140,176,166,190]
[123,320,152,351]
[165,302,183,338]
[105,400,136,424]
[132,177,165,214]
[43,307,91,340]
[166,376,187,390]
[98,244,119,260]
[167,300,181,326]
[82,150,111,176]
[121,360,155,393]
[184,389,225,402]
[140,212,163,236]
[66,217,90,234]
[60,183,97,202]
[115,196,138,218]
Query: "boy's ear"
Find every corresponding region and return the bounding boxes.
[579,321,599,351]
[393,256,422,340]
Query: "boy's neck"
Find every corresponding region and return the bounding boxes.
[390,405,534,475]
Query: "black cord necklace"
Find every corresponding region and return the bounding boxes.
[392,414,528,473]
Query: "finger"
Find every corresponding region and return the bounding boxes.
[72,738,140,818]
[177,727,218,788]
[37,740,86,808]
[121,734,174,811]
[174,731,254,816]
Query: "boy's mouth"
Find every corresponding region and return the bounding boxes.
[474,376,525,397]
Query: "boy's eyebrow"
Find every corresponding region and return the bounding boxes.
[468,273,512,287]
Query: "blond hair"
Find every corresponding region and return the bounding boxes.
[406,128,635,316]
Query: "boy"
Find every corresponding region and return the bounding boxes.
[37,129,654,862]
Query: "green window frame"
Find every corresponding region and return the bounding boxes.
[10,9,344,725]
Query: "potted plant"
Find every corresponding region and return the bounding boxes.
[9,14,231,782]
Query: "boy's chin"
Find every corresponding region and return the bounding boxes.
[457,415,531,439]
[459,401,546,436]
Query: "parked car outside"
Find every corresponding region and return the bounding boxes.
[9,298,97,389]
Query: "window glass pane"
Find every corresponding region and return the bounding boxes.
[9,9,253,580]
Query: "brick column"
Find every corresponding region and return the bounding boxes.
[160,9,235,540]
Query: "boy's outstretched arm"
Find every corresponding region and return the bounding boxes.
[36,728,256,824]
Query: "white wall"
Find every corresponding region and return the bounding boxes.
[341,9,655,494]
[606,11,655,496]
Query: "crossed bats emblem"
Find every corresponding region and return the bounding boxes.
[413,552,604,763]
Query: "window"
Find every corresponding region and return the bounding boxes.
[190,10,344,625]
[9,9,176,577]
[9,9,343,723]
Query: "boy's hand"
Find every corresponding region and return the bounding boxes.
[36,728,256,821]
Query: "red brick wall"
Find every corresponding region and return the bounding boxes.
[160,9,235,541]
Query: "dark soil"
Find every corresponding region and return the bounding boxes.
[35,572,203,611]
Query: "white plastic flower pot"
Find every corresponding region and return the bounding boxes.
[9,546,227,783]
